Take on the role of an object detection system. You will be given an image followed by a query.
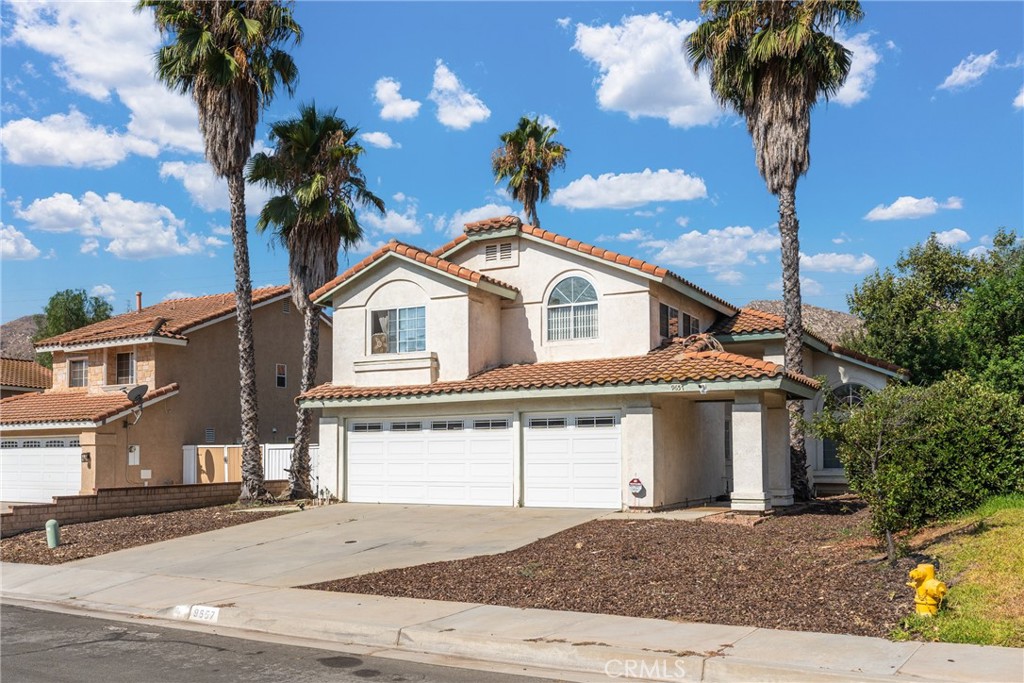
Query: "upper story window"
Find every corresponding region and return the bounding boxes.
[69,358,88,387]
[276,363,287,388]
[547,276,598,341]
[116,352,135,385]
[659,303,700,339]
[371,306,426,354]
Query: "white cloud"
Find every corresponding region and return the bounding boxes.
[0,224,41,260]
[164,291,195,301]
[428,60,491,130]
[90,283,115,301]
[392,192,407,203]
[834,31,881,106]
[1015,86,1024,109]
[435,203,517,237]
[362,205,423,236]
[617,228,653,242]
[643,225,778,271]
[552,169,707,210]
[938,50,999,91]
[572,13,720,128]
[361,131,401,149]
[934,228,971,246]
[768,276,824,297]
[536,113,559,130]
[80,238,99,255]
[675,216,689,228]
[211,225,231,236]
[15,191,215,259]
[1,109,159,168]
[714,270,743,285]
[159,160,274,215]
[800,251,877,274]
[373,77,421,121]
[864,195,963,221]
[556,17,572,29]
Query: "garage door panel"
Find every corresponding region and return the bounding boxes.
[388,440,427,456]
[526,462,572,478]
[573,462,620,479]
[524,413,621,509]
[387,462,426,478]
[470,462,511,478]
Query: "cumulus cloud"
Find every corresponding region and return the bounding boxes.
[90,283,115,301]
[938,50,999,90]
[769,276,824,297]
[572,13,720,128]
[800,252,877,274]
[428,60,491,130]
[552,169,707,210]
[864,195,963,221]
[373,77,422,121]
[934,228,971,246]
[434,203,517,237]
[15,191,217,259]
[834,31,881,106]
[159,160,274,215]
[1014,86,1024,109]
[642,226,778,275]
[361,131,401,149]
[714,270,744,285]
[80,237,99,254]
[361,195,423,237]
[0,224,41,260]
[1,109,159,168]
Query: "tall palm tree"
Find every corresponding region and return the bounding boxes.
[248,103,384,499]
[492,116,569,229]
[138,0,302,501]
[687,0,862,500]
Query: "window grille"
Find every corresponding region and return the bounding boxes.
[547,277,598,341]
[473,418,510,430]
[116,352,135,384]
[69,359,88,387]
[371,306,426,354]
[529,417,567,429]
[431,420,464,431]
[576,416,616,428]
[352,422,383,432]
[390,421,422,431]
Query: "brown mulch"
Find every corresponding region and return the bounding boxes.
[304,498,926,639]
[0,505,293,565]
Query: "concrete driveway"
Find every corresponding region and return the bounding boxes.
[69,503,607,588]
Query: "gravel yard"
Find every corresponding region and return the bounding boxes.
[304,498,926,639]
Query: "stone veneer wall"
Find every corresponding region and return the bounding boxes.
[0,480,289,538]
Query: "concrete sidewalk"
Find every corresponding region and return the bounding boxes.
[2,560,1020,682]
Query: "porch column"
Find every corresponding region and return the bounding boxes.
[766,405,794,506]
[317,415,341,501]
[730,393,771,512]
[621,403,654,510]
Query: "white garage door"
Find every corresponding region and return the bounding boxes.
[0,436,82,503]
[524,412,622,508]
[347,416,513,506]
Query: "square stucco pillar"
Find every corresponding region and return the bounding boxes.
[317,415,342,501]
[766,405,794,506]
[731,394,772,512]
[621,404,654,509]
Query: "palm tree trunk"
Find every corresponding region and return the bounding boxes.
[287,305,318,499]
[227,170,267,502]
[778,184,813,502]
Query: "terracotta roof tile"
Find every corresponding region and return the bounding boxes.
[0,383,179,425]
[0,357,52,390]
[35,286,289,349]
[299,345,817,403]
[311,239,519,302]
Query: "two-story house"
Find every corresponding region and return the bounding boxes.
[299,216,904,512]
[0,286,331,503]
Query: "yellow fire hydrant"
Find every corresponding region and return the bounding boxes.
[907,563,947,616]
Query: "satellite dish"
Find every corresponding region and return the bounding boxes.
[125,385,149,405]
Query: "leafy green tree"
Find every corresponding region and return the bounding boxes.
[248,103,385,499]
[33,289,114,368]
[492,116,568,229]
[138,0,302,502]
[687,0,863,500]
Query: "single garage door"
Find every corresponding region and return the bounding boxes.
[524,412,621,508]
[0,436,82,503]
[347,416,513,506]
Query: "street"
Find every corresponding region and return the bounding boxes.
[0,604,553,683]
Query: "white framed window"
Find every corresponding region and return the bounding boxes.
[276,364,287,388]
[351,422,383,432]
[431,420,464,431]
[370,306,426,354]
[547,276,598,341]
[529,417,567,429]
[473,418,510,430]
[576,416,616,428]
[69,358,88,387]
[822,383,869,469]
[390,421,422,431]
[116,351,135,384]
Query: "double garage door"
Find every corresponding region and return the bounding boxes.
[346,412,621,508]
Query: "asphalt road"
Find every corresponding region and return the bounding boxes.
[1,604,552,683]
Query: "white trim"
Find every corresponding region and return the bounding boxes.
[718,331,907,380]
[36,335,187,353]
[1,421,96,431]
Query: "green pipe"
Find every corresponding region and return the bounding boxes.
[45,519,60,548]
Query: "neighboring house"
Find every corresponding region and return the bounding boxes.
[0,357,52,399]
[0,287,331,503]
[299,216,903,512]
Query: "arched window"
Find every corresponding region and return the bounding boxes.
[547,276,598,341]
[822,383,869,469]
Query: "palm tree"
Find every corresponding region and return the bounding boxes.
[248,103,384,499]
[138,0,302,501]
[492,116,569,229]
[687,0,862,500]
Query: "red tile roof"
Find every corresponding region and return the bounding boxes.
[35,286,289,349]
[711,308,908,375]
[299,343,818,403]
[0,383,179,426]
[0,357,52,390]
[433,216,735,311]
[311,239,519,303]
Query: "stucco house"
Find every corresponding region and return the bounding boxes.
[299,216,904,512]
[0,286,331,503]
[0,357,52,399]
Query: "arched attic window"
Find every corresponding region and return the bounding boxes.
[547,276,598,341]
[822,382,869,469]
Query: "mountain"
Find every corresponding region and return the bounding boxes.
[0,314,44,360]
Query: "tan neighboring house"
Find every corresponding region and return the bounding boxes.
[0,286,331,503]
[299,216,904,512]
[0,357,52,399]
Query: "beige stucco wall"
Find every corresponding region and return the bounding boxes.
[652,398,729,508]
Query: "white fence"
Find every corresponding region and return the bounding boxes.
[182,443,319,485]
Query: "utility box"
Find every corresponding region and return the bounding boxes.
[128,445,140,466]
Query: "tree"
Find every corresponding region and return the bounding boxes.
[34,290,114,368]
[248,102,385,499]
[138,0,302,501]
[687,0,863,500]
[492,116,568,229]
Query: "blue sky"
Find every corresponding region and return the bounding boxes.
[2,1,1022,323]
